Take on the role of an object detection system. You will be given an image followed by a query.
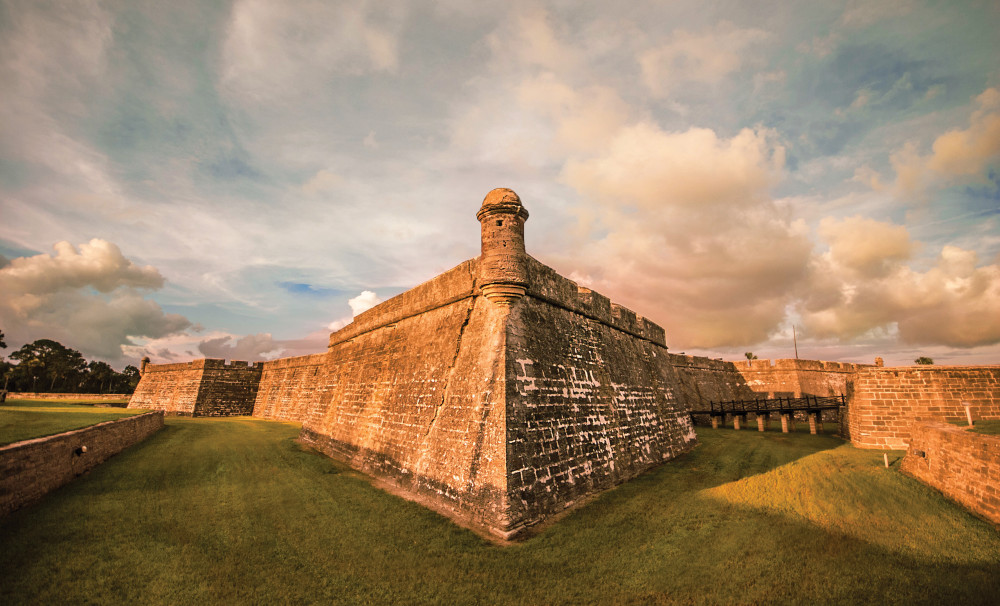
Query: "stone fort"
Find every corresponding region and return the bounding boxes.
[130,188,1000,538]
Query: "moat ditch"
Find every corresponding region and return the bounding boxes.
[1,410,997,605]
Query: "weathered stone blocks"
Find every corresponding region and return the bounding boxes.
[901,422,1000,524]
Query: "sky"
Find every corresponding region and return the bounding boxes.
[1,0,999,369]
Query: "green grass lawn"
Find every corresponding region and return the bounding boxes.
[971,420,1000,435]
[0,400,143,446]
[1,419,997,605]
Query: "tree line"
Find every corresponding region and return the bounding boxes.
[0,330,141,394]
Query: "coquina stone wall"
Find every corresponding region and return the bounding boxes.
[299,260,516,536]
[847,366,1000,449]
[253,353,329,421]
[128,360,205,414]
[666,354,757,409]
[505,258,696,529]
[128,359,263,416]
[731,358,864,398]
[901,422,1000,524]
[0,411,164,515]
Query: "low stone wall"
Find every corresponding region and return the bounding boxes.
[6,393,131,401]
[0,411,164,516]
[901,422,1000,525]
[848,366,1000,449]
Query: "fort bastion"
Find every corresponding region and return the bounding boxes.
[130,188,1000,539]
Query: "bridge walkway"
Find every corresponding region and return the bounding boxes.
[688,395,846,434]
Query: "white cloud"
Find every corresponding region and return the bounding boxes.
[221,0,403,102]
[348,290,382,316]
[639,21,769,97]
[872,87,1000,200]
[560,123,809,348]
[0,240,192,360]
[563,123,785,208]
[799,219,1000,347]
[0,239,163,296]
[301,169,344,195]
[817,216,913,278]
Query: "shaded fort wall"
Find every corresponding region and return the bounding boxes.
[506,261,697,528]
[128,359,263,416]
[901,422,1000,525]
[847,366,1000,449]
[253,353,329,422]
[197,360,263,416]
[666,354,757,409]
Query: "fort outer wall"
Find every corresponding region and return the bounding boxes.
[901,422,1000,525]
[297,258,517,537]
[0,411,164,516]
[128,359,263,416]
[252,353,328,422]
[730,358,865,398]
[846,366,1000,449]
[504,256,697,528]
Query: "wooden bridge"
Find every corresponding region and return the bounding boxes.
[689,395,846,434]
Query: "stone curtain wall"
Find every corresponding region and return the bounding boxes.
[901,422,1000,524]
[506,294,696,531]
[731,358,864,398]
[0,411,164,516]
[666,354,757,409]
[128,360,206,414]
[128,359,263,416]
[847,366,1000,449]
[196,360,263,416]
[253,353,329,421]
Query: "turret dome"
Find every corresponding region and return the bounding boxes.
[477,188,528,221]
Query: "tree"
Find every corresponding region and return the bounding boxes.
[745,352,758,360]
[915,356,934,365]
[9,339,87,392]
[118,365,141,393]
[83,361,116,394]
[0,328,6,350]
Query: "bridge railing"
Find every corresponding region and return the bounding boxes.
[689,394,845,415]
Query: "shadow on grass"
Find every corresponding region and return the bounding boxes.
[2,419,997,605]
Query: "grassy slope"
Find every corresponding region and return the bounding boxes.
[970,420,1000,435]
[0,400,143,446]
[1,420,997,605]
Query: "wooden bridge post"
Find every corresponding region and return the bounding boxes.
[756,413,770,432]
[711,415,720,429]
[780,413,792,433]
[733,414,743,430]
